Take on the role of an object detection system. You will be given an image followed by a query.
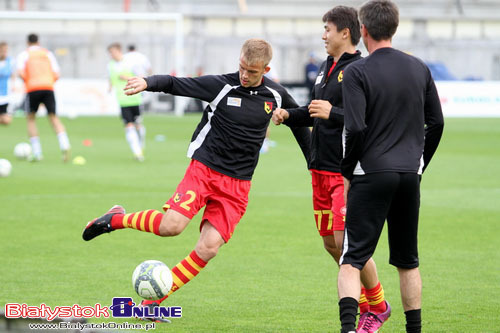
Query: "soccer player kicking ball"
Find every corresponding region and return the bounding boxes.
[273,6,390,333]
[82,38,310,322]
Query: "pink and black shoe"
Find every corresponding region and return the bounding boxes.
[82,205,125,241]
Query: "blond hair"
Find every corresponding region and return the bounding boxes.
[107,42,122,51]
[240,38,273,67]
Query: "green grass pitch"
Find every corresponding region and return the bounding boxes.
[0,114,499,332]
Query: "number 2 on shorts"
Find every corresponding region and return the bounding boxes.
[179,190,196,211]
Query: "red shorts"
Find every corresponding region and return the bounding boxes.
[163,159,251,242]
[311,170,346,236]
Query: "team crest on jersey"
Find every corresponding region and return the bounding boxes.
[173,193,182,203]
[338,70,344,82]
[264,101,273,114]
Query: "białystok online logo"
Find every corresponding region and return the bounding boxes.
[4,297,182,321]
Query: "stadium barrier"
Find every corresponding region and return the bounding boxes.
[435,81,500,117]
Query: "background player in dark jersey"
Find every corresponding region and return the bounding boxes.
[337,1,444,333]
[82,38,310,322]
[272,7,390,332]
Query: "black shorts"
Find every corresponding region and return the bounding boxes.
[26,90,57,114]
[121,105,141,124]
[340,172,420,270]
[0,104,7,114]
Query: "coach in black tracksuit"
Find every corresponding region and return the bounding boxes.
[337,2,444,333]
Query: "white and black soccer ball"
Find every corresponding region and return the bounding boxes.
[132,260,173,300]
[0,158,12,177]
[14,142,32,160]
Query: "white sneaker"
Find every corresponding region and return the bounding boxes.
[62,149,71,163]
[28,153,43,162]
[134,154,145,162]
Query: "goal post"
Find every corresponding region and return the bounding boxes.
[0,10,187,116]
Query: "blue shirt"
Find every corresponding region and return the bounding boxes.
[0,56,14,97]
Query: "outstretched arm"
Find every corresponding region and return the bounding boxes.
[125,74,226,103]
[124,76,147,95]
[272,108,289,125]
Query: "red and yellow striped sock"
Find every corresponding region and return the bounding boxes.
[144,250,207,305]
[110,210,163,235]
[359,287,369,314]
[168,250,207,296]
[366,282,387,314]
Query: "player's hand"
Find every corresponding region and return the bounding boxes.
[124,77,147,95]
[308,100,332,119]
[272,108,289,125]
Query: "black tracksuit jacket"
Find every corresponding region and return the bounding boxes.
[341,48,444,180]
[284,51,362,173]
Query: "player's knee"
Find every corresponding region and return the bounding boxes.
[158,210,190,236]
[195,242,220,261]
[158,216,185,236]
[158,223,182,236]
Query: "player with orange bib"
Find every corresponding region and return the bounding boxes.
[17,33,70,162]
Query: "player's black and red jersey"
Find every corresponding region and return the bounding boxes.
[340,48,444,180]
[283,51,362,173]
[145,72,304,180]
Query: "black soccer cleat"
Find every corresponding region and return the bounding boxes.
[138,300,171,323]
[82,205,125,241]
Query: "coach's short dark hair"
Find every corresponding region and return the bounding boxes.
[322,6,361,46]
[27,33,38,44]
[359,0,399,41]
